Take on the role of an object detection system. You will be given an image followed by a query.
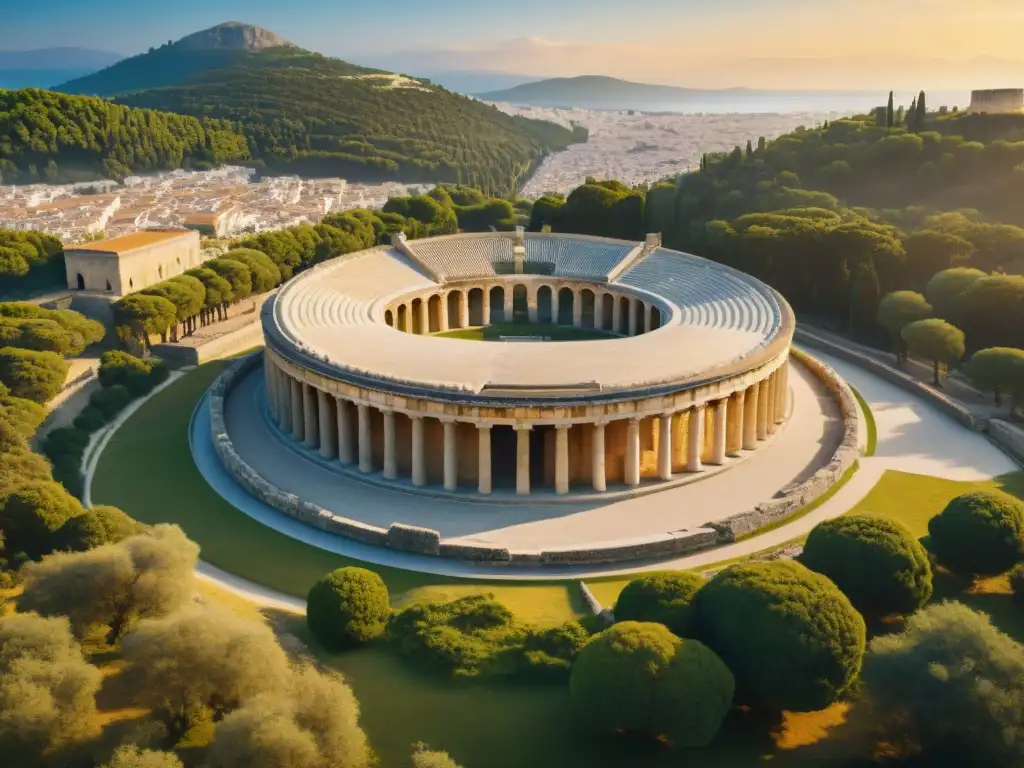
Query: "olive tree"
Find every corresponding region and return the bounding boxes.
[876,290,932,363]
[0,613,102,763]
[613,571,703,636]
[865,601,1024,765]
[963,347,1024,412]
[901,318,965,386]
[692,560,866,712]
[306,567,391,649]
[928,491,1024,577]
[113,294,177,351]
[0,347,69,404]
[800,515,932,619]
[221,248,281,293]
[18,524,198,643]
[121,608,293,740]
[206,666,371,768]
[569,621,734,747]
[0,481,84,558]
[101,745,184,768]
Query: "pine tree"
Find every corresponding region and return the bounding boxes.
[887,91,895,129]
[848,261,882,339]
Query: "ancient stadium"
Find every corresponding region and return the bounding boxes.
[204,230,859,570]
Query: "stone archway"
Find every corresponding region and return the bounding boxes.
[512,284,529,323]
[384,309,394,327]
[536,285,554,324]
[618,296,631,334]
[411,298,424,334]
[428,294,443,333]
[634,300,646,335]
[76,273,85,290]
[601,293,615,331]
[489,286,505,324]
[650,306,662,331]
[581,289,596,329]
[397,304,408,332]
[468,288,484,326]
[447,291,461,329]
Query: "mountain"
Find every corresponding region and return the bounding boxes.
[49,23,581,195]
[412,70,538,96]
[477,75,745,111]
[0,47,122,90]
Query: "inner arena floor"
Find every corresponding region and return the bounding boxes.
[220,358,842,552]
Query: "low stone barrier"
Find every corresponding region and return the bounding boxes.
[989,420,1024,464]
[706,347,861,542]
[207,350,860,566]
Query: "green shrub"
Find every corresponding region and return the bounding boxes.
[569,621,734,747]
[928,491,1024,577]
[56,505,141,552]
[72,406,107,433]
[0,346,69,403]
[41,425,89,499]
[98,350,167,396]
[1010,564,1024,607]
[89,384,133,419]
[0,388,46,438]
[614,571,704,635]
[800,515,933,618]
[692,560,866,712]
[0,480,85,558]
[0,449,52,494]
[306,566,390,649]
[517,621,590,679]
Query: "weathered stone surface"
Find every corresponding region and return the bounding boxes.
[387,524,441,555]
[989,419,1024,464]
[439,542,512,562]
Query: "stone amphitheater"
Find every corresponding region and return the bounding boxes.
[208,229,859,567]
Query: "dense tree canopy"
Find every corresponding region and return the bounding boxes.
[0,480,84,558]
[901,318,965,386]
[692,560,866,712]
[0,347,69,404]
[569,621,734,747]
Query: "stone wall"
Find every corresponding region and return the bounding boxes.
[208,349,860,566]
[989,420,1024,464]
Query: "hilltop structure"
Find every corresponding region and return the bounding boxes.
[968,88,1023,114]
[63,228,201,296]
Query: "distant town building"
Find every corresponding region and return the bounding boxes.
[968,89,1024,115]
[63,228,201,296]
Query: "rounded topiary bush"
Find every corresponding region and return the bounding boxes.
[306,566,391,649]
[800,515,932,618]
[57,505,140,552]
[0,481,85,559]
[614,571,703,636]
[692,560,866,712]
[569,621,734,747]
[928,491,1024,577]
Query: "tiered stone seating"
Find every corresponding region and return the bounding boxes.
[615,249,779,336]
[283,248,437,332]
[403,235,513,280]
[524,236,636,281]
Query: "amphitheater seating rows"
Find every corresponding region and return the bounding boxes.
[403,235,513,280]
[525,236,637,281]
[615,249,779,336]
[282,249,437,333]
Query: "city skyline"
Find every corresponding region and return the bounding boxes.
[2,0,1023,90]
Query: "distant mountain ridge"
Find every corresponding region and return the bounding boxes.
[477,75,748,110]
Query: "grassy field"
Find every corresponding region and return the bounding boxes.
[434,323,614,341]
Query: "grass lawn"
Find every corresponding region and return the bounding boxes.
[90,360,581,626]
[434,323,614,341]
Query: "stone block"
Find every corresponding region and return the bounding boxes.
[439,542,513,562]
[387,524,441,555]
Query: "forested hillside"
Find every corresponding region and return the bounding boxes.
[0,88,250,183]
[50,23,583,196]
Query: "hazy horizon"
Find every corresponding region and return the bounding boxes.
[2,0,1023,91]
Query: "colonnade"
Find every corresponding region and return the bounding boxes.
[383,282,662,336]
[262,354,790,497]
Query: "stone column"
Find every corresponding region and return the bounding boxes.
[336,398,354,465]
[290,379,304,442]
[594,294,605,331]
[710,400,728,465]
[657,414,673,480]
[481,288,491,327]
[516,427,531,495]
[644,303,653,334]
[504,289,514,324]
[687,406,704,472]
[318,390,336,459]
[551,289,560,326]
[775,361,788,424]
[264,356,277,422]
[439,296,449,333]
[411,416,426,486]
[572,292,583,328]
[303,384,318,449]
[478,424,492,495]
[591,422,607,492]
[459,292,469,329]
[625,418,641,487]
[727,390,744,457]
[280,372,293,432]
[612,297,622,335]
[357,404,372,473]
[757,379,770,440]
[743,383,759,450]
[419,300,429,335]
[382,410,397,480]
[555,425,570,495]
[443,420,458,491]
[766,373,778,435]
[628,300,639,336]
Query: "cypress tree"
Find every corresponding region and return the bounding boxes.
[757,136,766,154]
[745,139,754,160]
[916,90,927,130]
[887,91,895,129]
